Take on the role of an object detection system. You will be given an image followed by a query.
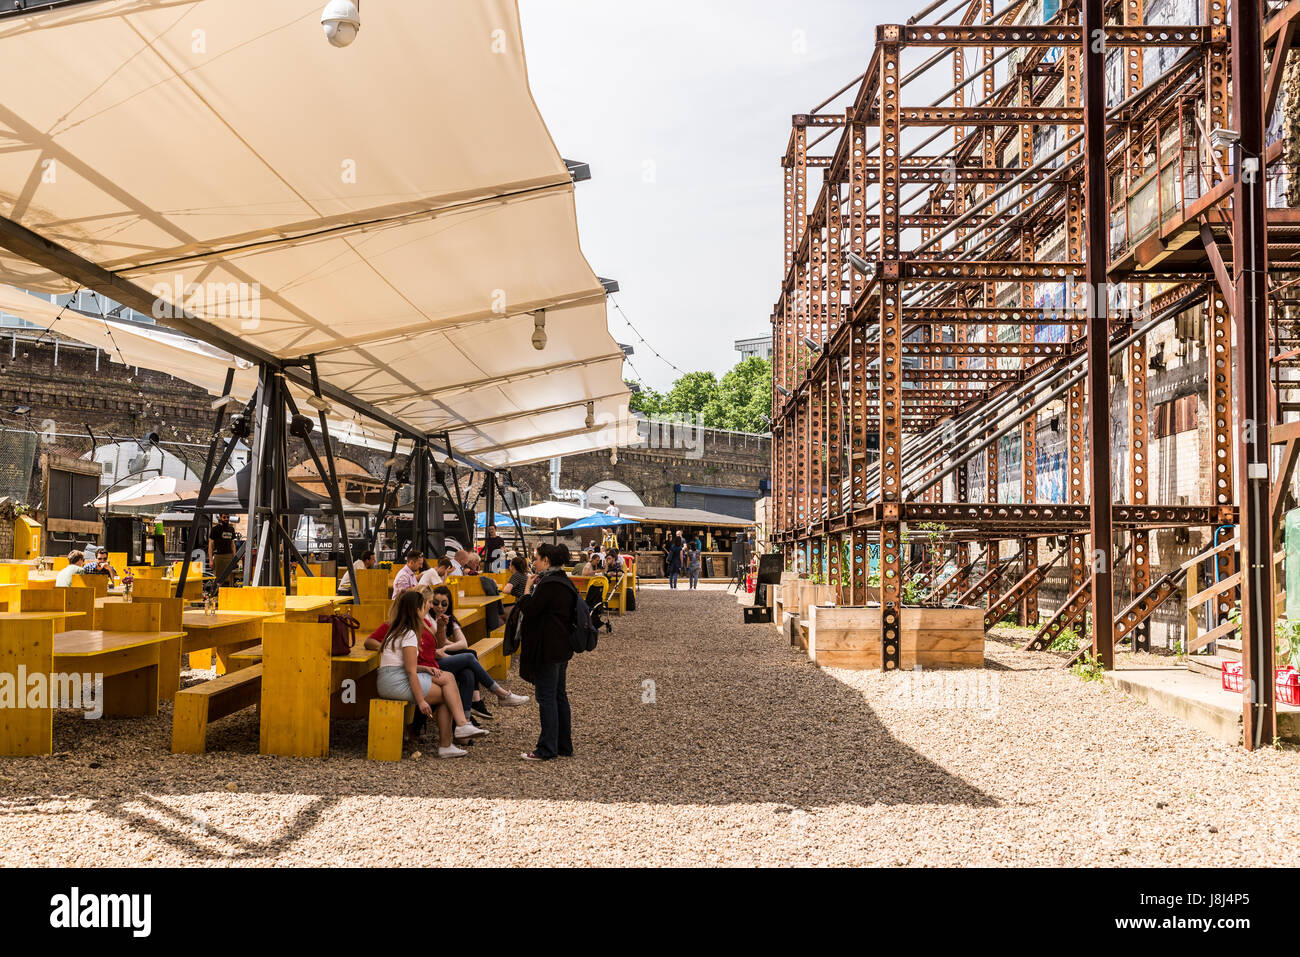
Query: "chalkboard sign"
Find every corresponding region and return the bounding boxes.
[756,553,784,585]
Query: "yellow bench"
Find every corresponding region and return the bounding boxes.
[367,698,416,761]
[473,627,510,681]
[171,665,264,754]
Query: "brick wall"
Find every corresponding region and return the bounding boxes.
[510,428,770,509]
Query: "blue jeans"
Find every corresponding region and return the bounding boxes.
[668,571,679,588]
[438,652,498,716]
[688,568,699,588]
[533,660,572,759]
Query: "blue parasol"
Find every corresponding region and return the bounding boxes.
[477,511,529,528]
[559,512,640,530]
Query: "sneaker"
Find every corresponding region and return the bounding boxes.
[438,744,468,759]
[453,723,489,740]
[497,692,529,707]
[471,700,495,720]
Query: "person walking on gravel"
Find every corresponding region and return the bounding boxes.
[666,535,683,589]
[516,542,578,761]
[686,541,701,589]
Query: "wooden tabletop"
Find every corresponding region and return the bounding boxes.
[182,610,278,630]
[455,594,515,609]
[284,595,341,611]
[53,629,187,656]
[0,610,85,622]
[228,643,379,665]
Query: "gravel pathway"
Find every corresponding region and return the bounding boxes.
[0,585,1296,866]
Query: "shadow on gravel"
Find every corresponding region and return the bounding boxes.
[1,588,995,851]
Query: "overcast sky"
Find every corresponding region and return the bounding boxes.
[518,1,882,393]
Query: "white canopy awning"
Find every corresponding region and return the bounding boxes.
[0,0,629,467]
[87,474,201,509]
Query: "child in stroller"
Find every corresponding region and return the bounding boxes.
[583,579,613,634]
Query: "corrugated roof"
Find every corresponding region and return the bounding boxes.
[620,505,755,528]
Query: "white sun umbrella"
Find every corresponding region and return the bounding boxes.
[88,475,204,510]
[517,500,597,545]
[517,501,597,521]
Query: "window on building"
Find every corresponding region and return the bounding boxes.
[1152,394,1197,438]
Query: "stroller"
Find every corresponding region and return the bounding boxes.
[583,578,613,635]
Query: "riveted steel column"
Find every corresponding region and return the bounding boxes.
[1082,0,1116,667]
[1231,0,1276,749]
[878,30,904,671]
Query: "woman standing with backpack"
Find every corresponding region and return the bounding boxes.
[517,542,578,761]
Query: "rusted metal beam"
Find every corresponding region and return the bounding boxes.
[1231,0,1277,749]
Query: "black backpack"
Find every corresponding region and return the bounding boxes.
[564,579,599,654]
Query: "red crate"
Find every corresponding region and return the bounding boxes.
[1221,662,1300,704]
[1222,661,1243,693]
[1277,667,1300,707]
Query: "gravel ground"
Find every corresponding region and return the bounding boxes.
[0,584,1297,866]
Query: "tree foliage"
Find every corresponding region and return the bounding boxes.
[625,356,771,433]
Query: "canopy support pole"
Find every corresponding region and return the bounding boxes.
[243,368,268,585]
[413,438,430,558]
[371,435,401,555]
[484,471,497,563]
[300,358,359,602]
[175,368,239,600]
[503,470,528,560]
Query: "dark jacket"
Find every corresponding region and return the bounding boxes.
[517,569,577,683]
[666,543,683,574]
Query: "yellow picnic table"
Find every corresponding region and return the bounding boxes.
[181,609,279,674]
[284,594,348,620]
[0,608,89,630]
[230,605,499,757]
[0,620,184,755]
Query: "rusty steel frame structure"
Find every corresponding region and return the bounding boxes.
[771,0,1295,747]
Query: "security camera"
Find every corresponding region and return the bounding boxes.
[532,310,547,351]
[322,0,360,47]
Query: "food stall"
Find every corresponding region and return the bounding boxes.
[621,505,755,580]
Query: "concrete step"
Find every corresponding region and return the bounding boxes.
[1186,653,1230,680]
[1104,666,1300,746]
[1216,636,1242,661]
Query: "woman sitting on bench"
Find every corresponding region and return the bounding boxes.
[371,590,487,759]
[427,585,529,722]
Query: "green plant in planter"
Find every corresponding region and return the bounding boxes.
[1276,619,1300,670]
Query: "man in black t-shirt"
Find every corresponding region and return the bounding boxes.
[483,525,507,572]
[208,513,238,580]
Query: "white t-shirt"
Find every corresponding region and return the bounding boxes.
[417,568,443,589]
[55,564,83,588]
[338,558,367,591]
[379,628,419,668]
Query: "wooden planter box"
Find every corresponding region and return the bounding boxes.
[807,604,985,670]
[795,580,834,622]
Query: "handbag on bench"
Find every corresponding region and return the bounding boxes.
[319,613,360,656]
